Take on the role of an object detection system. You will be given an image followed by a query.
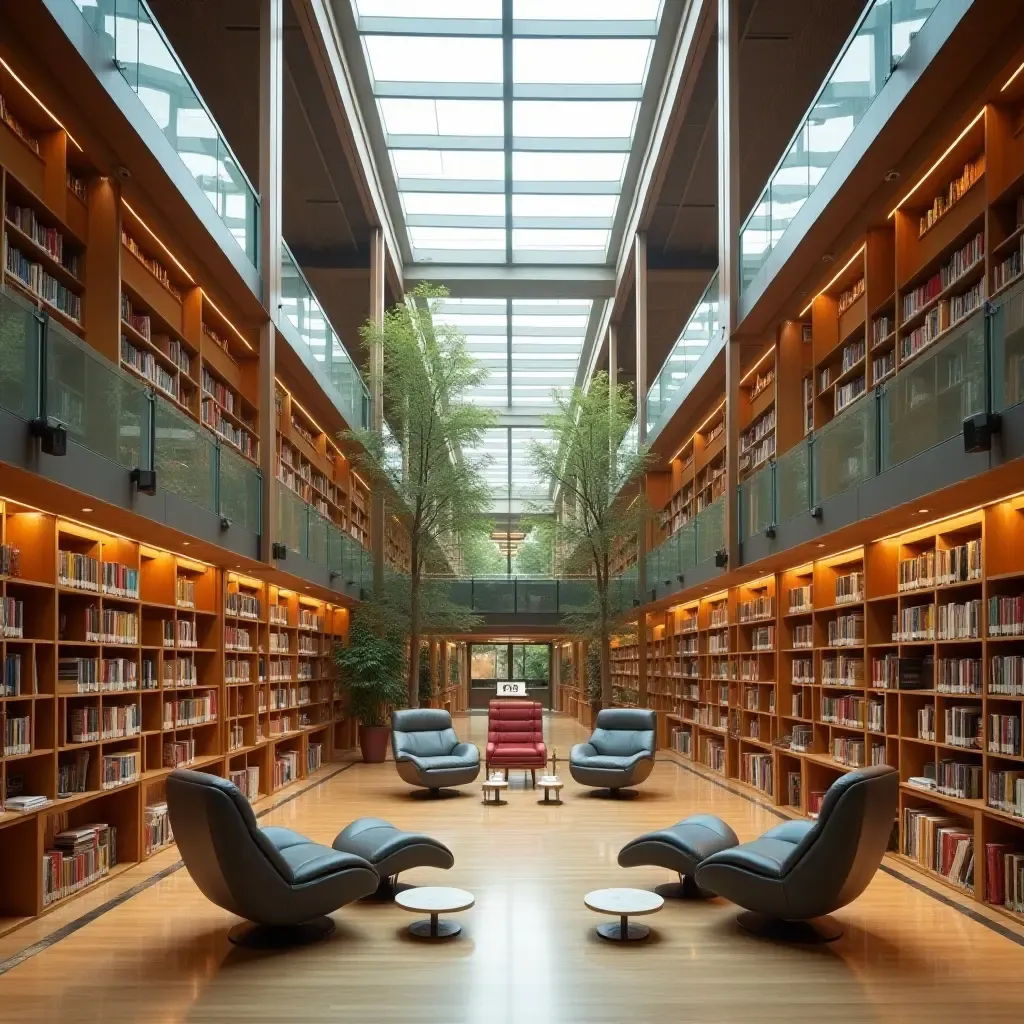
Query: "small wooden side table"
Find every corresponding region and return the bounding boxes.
[482,778,508,805]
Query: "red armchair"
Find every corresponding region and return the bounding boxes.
[486,700,546,785]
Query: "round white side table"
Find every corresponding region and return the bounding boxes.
[584,887,664,941]
[395,886,475,939]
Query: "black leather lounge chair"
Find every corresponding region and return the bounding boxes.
[391,709,481,794]
[166,769,379,946]
[695,764,899,940]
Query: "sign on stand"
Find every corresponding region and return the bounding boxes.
[496,680,528,697]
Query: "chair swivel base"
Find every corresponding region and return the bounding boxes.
[596,917,650,942]
[366,876,416,902]
[736,911,843,943]
[228,916,336,948]
[588,787,639,800]
[654,875,708,900]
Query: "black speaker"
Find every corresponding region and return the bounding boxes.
[30,417,67,457]
[810,505,823,519]
[963,412,1001,453]
[715,549,728,568]
[130,468,157,496]
[765,524,777,539]
[272,542,287,560]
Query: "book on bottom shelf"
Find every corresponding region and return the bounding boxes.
[42,824,117,906]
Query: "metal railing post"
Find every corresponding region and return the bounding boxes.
[36,309,49,421]
[214,443,222,517]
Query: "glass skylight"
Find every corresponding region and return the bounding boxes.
[349,0,665,265]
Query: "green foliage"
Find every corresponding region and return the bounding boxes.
[418,643,432,705]
[343,283,497,704]
[333,607,408,728]
[528,371,658,703]
[513,523,555,576]
[460,522,506,575]
[585,645,602,705]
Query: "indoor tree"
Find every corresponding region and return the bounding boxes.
[346,283,497,706]
[527,371,655,706]
[513,523,555,576]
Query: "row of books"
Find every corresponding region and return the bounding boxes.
[937,539,982,585]
[4,714,30,755]
[822,655,864,686]
[145,803,173,855]
[297,609,325,631]
[225,658,252,683]
[6,203,80,277]
[165,693,217,726]
[992,655,1024,696]
[750,626,774,651]
[902,807,974,893]
[984,845,1024,912]
[2,652,31,696]
[102,751,140,790]
[0,92,40,153]
[832,736,865,767]
[0,595,23,638]
[307,743,323,775]
[0,541,20,577]
[226,592,261,620]
[5,240,82,322]
[700,736,726,774]
[936,599,981,640]
[993,236,1023,293]
[270,605,289,625]
[201,399,257,461]
[228,723,245,751]
[900,281,984,363]
[988,596,1024,636]
[269,632,290,653]
[873,349,895,382]
[989,713,1022,757]
[740,752,773,796]
[69,704,141,743]
[81,607,139,645]
[788,584,813,612]
[936,760,982,800]
[58,552,140,598]
[834,374,866,414]
[835,572,864,604]
[792,657,813,684]
[988,770,1024,816]
[935,656,982,695]
[837,277,865,316]
[121,335,179,400]
[899,552,935,591]
[821,694,874,729]
[298,637,321,656]
[176,577,195,609]
[201,367,238,416]
[944,706,982,749]
[165,657,197,687]
[827,612,863,647]
[917,155,984,236]
[273,750,300,789]
[739,407,775,455]
[893,603,936,642]
[229,766,261,802]
[122,230,182,300]
[121,293,151,340]
[42,824,117,907]
[793,624,813,648]
[164,739,196,768]
[901,232,984,321]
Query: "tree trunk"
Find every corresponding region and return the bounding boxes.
[598,582,612,706]
[408,568,421,708]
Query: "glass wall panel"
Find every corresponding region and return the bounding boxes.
[154,396,215,511]
[812,395,877,503]
[0,288,40,420]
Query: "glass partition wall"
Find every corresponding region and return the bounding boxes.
[470,642,552,710]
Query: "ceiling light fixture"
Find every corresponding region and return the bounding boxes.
[81,507,93,513]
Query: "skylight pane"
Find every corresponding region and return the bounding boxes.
[364,36,503,84]
[392,150,505,180]
[513,0,661,19]
[512,194,617,218]
[514,101,639,138]
[355,0,501,16]
[512,314,590,328]
[402,192,506,217]
[513,152,625,182]
[378,99,504,137]
[513,39,652,85]
[409,226,505,250]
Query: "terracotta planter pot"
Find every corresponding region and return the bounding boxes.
[359,724,391,764]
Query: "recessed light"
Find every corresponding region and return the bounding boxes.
[817,543,826,548]
[918,508,930,514]
[182,541,190,547]
[81,507,93,513]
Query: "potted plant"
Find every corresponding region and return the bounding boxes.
[334,610,408,763]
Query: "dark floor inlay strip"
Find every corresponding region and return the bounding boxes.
[0,762,354,978]
[663,755,1024,947]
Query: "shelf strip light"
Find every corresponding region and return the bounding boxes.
[0,57,81,151]
[121,200,194,283]
[800,244,866,317]
[888,108,985,219]
[202,293,254,352]
[739,345,776,387]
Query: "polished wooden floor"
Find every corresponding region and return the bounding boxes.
[1,712,1023,1023]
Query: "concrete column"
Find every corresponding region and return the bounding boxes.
[719,0,741,571]
[369,227,386,592]
[258,0,283,564]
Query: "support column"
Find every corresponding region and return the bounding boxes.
[369,228,386,592]
[608,324,618,496]
[719,0,741,571]
[634,233,649,709]
[258,0,283,564]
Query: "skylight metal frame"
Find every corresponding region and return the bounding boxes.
[342,0,673,268]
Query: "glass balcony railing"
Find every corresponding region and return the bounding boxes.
[72,0,259,267]
[1,285,263,535]
[812,391,878,504]
[991,277,1024,413]
[740,0,940,290]
[775,441,811,523]
[281,241,370,433]
[647,272,721,435]
[739,463,773,542]
[695,495,726,565]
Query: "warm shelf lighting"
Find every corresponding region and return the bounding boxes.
[121,200,195,283]
[176,555,209,574]
[800,244,866,317]
[739,345,776,387]
[0,57,81,151]
[80,507,93,513]
[696,400,727,436]
[1002,61,1024,92]
[203,293,254,352]
[888,108,985,218]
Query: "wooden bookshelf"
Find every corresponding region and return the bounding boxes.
[0,497,353,936]
[738,345,776,482]
[650,491,1024,926]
